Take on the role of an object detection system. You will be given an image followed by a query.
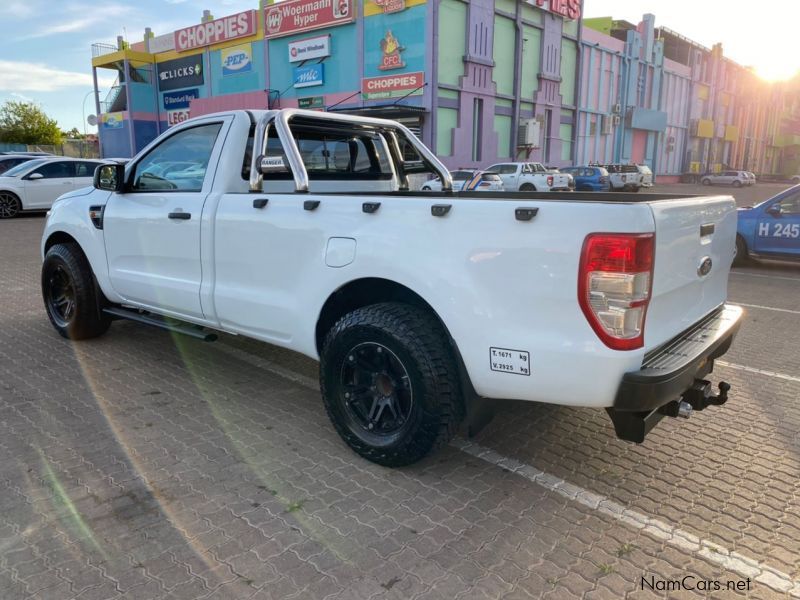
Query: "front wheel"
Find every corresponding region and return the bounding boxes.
[421,186,431,191]
[733,236,750,267]
[733,180,742,188]
[0,192,21,219]
[320,303,463,467]
[702,178,711,186]
[42,243,110,340]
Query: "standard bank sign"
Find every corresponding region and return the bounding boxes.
[222,43,253,76]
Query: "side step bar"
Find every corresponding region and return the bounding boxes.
[103,307,218,342]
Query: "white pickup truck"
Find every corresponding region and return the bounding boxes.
[41,109,742,466]
[485,161,572,192]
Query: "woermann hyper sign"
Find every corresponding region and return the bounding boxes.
[264,0,354,39]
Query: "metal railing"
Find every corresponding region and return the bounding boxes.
[92,43,118,58]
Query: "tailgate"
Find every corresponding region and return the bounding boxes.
[645,195,737,349]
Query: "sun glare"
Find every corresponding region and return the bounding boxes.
[753,64,799,82]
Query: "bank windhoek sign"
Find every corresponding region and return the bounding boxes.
[265,0,354,39]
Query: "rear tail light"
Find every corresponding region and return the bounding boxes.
[578,233,654,350]
[547,175,554,187]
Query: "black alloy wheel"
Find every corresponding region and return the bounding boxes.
[0,192,20,218]
[45,264,76,328]
[340,342,413,438]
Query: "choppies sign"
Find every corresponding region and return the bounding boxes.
[527,0,581,19]
[174,10,257,52]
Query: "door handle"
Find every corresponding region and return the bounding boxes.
[168,211,191,220]
[252,198,269,209]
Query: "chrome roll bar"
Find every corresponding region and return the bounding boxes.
[249,108,453,193]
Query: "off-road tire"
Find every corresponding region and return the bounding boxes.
[320,302,463,467]
[42,243,111,340]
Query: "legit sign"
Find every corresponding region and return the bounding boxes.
[166,109,191,128]
[174,10,257,52]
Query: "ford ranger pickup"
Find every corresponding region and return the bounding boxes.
[41,109,742,466]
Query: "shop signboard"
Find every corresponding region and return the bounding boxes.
[101,112,124,129]
[378,30,405,70]
[288,34,331,63]
[526,0,581,20]
[163,89,199,110]
[174,10,257,52]
[166,109,191,128]
[361,71,423,99]
[298,96,325,110]
[221,43,253,76]
[293,64,325,88]
[371,0,406,13]
[148,33,175,54]
[157,55,204,92]
[265,0,354,39]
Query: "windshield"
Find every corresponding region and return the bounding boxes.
[2,158,48,177]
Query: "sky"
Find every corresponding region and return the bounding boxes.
[0,0,797,134]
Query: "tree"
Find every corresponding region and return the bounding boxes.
[0,101,62,145]
[63,127,84,140]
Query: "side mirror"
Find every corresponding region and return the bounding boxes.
[766,204,782,217]
[93,163,125,192]
[26,172,44,180]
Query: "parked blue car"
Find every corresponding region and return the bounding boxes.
[736,185,800,265]
[558,166,611,191]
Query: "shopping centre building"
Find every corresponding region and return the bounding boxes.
[90,0,800,179]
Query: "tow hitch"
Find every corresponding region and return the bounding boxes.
[681,379,730,410]
[607,379,732,443]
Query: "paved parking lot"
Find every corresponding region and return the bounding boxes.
[1,183,799,599]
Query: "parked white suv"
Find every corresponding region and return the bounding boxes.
[0,157,103,218]
[422,170,504,192]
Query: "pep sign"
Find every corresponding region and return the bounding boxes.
[221,44,252,76]
[174,10,257,52]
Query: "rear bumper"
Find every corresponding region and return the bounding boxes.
[607,304,743,442]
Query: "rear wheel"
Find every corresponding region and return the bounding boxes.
[702,178,711,186]
[42,243,110,340]
[519,183,536,192]
[421,186,431,191]
[0,192,21,219]
[320,302,463,467]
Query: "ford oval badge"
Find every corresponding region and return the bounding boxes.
[698,256,713,277]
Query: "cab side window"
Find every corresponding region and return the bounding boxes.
[75,162,100,177]
[33,161,74,179]
[776,193,800,215]
[131,123,223,192]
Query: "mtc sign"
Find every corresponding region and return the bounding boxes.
[174,10,257,52]
[527,0,581,19]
